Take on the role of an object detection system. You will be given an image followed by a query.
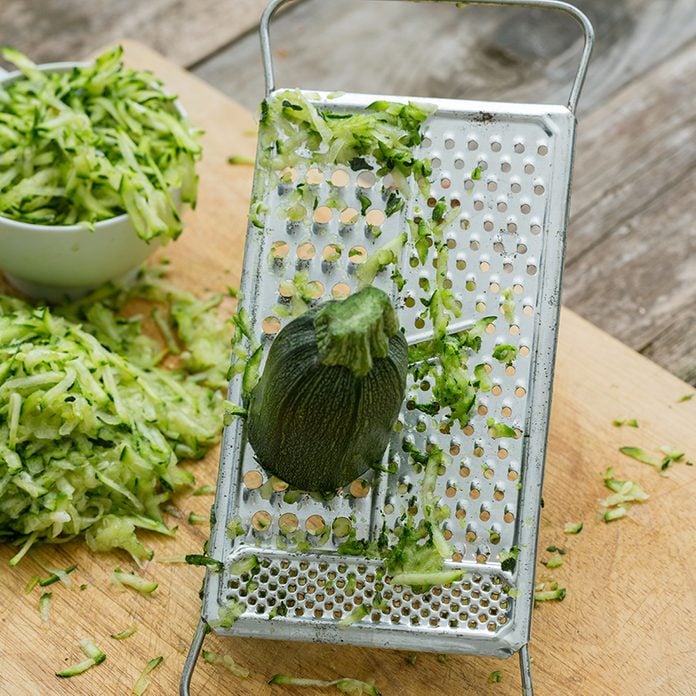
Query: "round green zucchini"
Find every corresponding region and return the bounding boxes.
[247,287,407,492]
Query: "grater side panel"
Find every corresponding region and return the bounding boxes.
[204,91,576,656]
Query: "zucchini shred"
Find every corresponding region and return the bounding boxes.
[0,264,234,564]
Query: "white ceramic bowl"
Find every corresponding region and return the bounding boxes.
[0,61,179,301]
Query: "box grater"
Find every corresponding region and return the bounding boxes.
[181,1,594,693]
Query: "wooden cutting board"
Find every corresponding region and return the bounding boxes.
[1,41,694,696]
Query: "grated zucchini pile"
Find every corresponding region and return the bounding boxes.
[0,266,233,565]
[0,46,201,239]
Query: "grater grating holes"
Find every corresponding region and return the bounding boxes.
[224,554,513,634]
[331,282,350,299]
[262,316,281,335]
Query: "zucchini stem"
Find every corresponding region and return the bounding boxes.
[314,287,399,378]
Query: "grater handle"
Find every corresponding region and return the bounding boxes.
[259,0,594,113]
[179,618,207,696]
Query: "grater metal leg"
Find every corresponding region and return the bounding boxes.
[179,618,207,696]
[519,643,534,696]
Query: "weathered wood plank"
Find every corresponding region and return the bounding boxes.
[560,41,696,385]
[193,0,696,115]
[0,0,268,68]
[563,165,696,355]
[641,307,696,386]
[567,41,696,264]
[562,42,696,385]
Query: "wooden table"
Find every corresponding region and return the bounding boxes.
[1,4,695,696]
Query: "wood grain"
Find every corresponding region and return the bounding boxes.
[564,166,696,352]
[0,0,269,68]
[642,306,696,386]
[560,41,696,383]
[567,41,696,264]
[1,42,695,696]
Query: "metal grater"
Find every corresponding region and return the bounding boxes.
[181,2,593,694]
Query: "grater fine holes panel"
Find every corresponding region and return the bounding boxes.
[222,553,513,636]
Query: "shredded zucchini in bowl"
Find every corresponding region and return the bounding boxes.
[0,46,201,240]
[0,266,233,565]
